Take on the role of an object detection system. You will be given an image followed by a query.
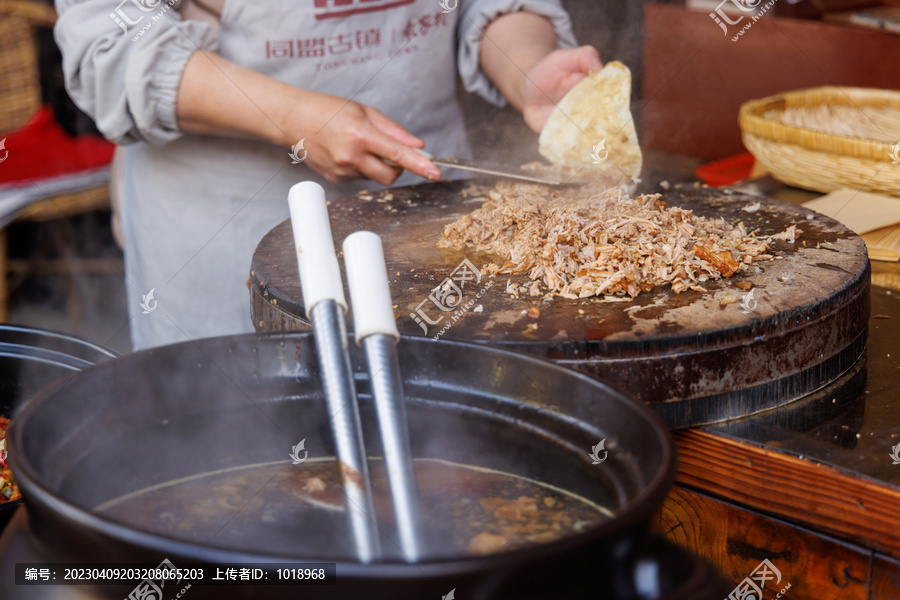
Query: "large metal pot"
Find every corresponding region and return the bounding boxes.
[8,333,721,599]
[0,324,118,417]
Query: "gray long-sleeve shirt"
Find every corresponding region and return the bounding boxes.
[55,0,577,349]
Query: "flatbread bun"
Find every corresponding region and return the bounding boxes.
[538,61,642,182]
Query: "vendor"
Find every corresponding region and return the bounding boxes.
[55,0,600,349]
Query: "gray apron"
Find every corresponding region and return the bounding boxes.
[122,0,471,349]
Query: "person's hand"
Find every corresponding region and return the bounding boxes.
[295,95,441,186]
[520,46,602,133]
[176,52,440,186]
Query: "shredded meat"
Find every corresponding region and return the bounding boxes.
[491,496,539,523]
[439,181,798,299]
[467,532,508,554]
[693,241,741,277]
[304,477,326,493]
[768,224,801,244]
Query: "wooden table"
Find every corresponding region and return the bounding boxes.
[653,173,900,599]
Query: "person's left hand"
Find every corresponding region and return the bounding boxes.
[520,46,602,133]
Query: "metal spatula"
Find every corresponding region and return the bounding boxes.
[389,149,592,186]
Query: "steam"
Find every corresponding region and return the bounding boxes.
[14,334,625,564]
[6,209,132,355]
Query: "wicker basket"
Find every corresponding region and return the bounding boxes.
[739,87,900,196]
[0,1,56,135]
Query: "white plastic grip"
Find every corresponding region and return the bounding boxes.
[342,231,401,344]
[287,181,348,316]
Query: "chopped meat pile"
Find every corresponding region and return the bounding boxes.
[439,181,796,299]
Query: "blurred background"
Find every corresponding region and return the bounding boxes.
[1,0,898,354]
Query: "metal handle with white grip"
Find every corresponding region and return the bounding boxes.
[287,182,381,563]
[343,231,424,562]
[287,181,348,316]
[342,232,400,343]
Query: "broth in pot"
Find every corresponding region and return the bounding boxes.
[97,458,611,561]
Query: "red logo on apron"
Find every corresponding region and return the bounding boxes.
[314,0,416,20]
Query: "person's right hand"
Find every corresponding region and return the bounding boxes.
[176,52,439,186]
[289,94,441,186]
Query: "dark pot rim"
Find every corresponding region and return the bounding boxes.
[0,323,118,368]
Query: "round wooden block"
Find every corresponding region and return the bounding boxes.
[250,181,869,428]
